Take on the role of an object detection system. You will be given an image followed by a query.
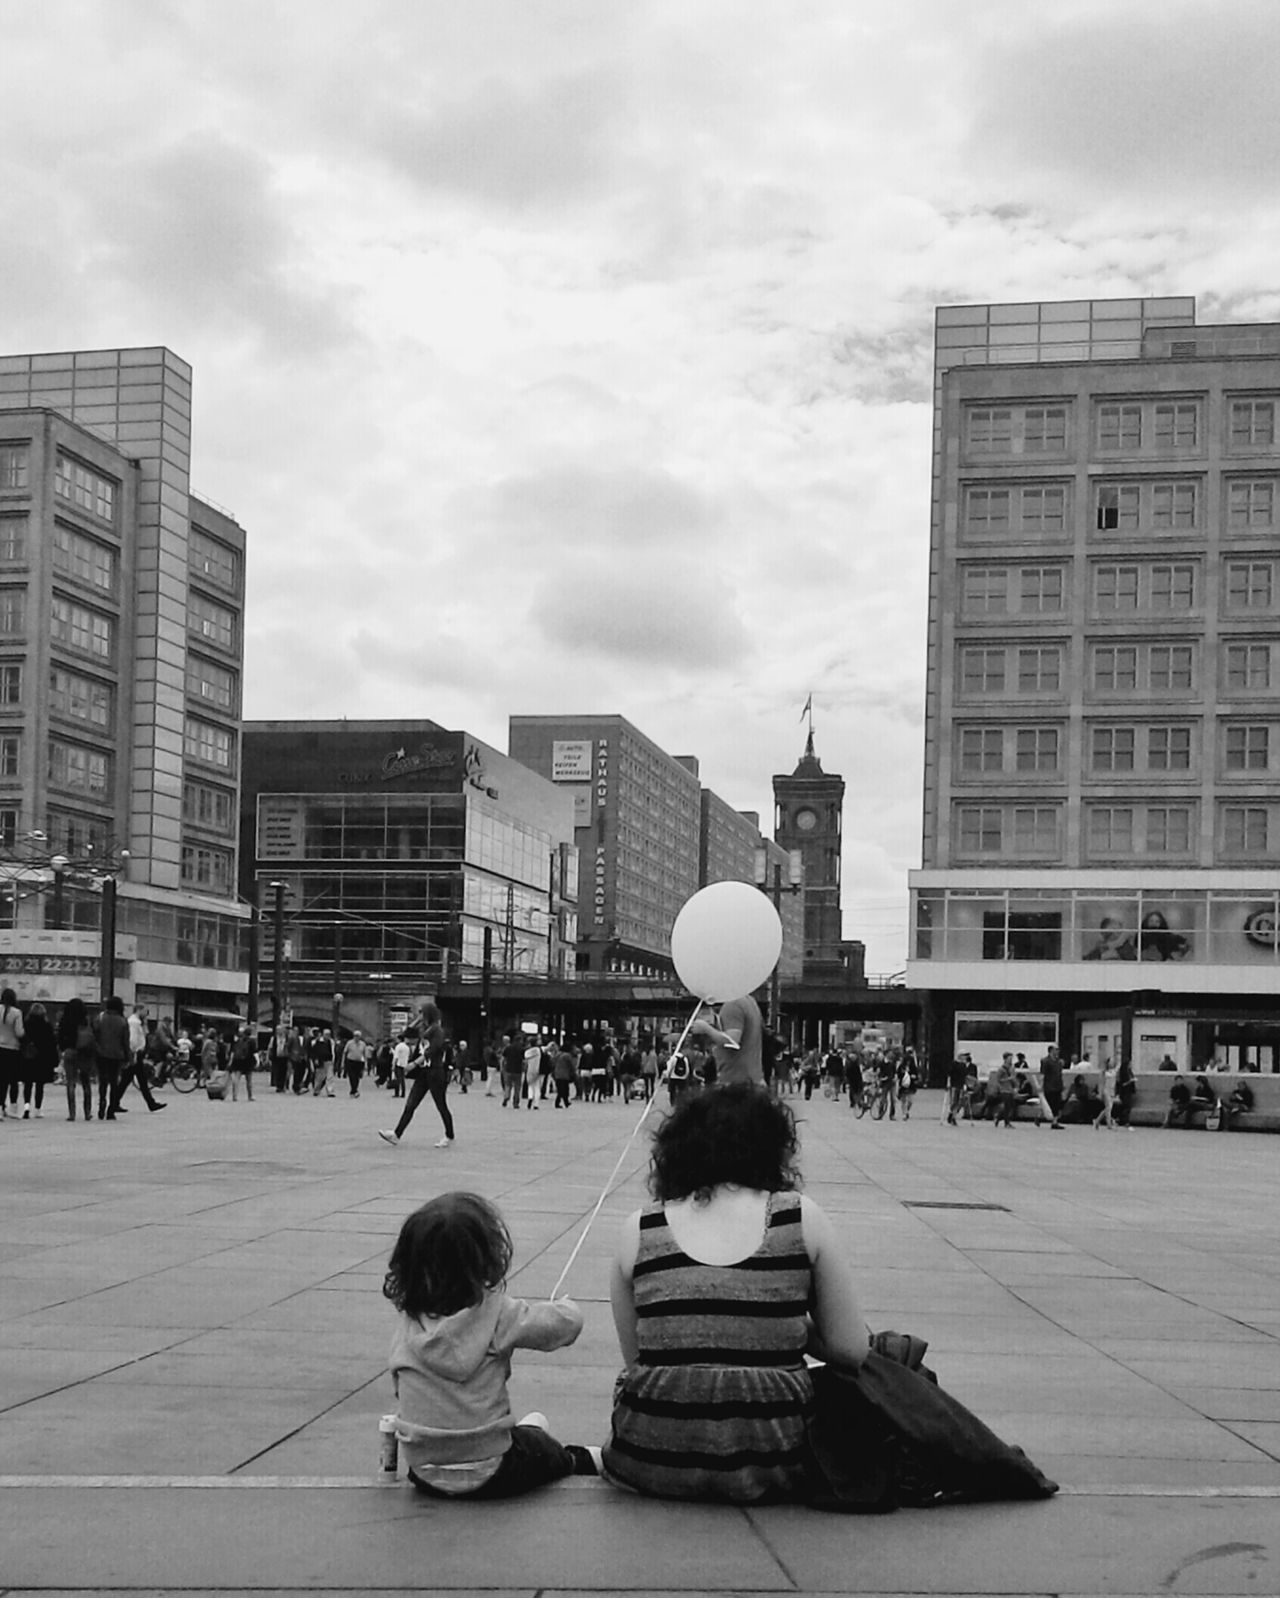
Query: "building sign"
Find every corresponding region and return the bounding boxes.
[552,740,593,782]
[462,743,500,799]
[568,786,591,826]
[258,799,303,859]
[592,740,610,927]
[338,741,458,787]
[0,954,120,976]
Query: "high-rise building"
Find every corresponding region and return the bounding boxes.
[909,298,1280,1073]
[508,714,800,981]
[0,347,248,1019]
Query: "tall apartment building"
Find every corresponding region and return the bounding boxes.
[908,298,1280,1073]
[0,347,248,1018]
[508,714,801,982]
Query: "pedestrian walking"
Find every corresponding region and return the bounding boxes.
[310,1028,336,1096]
[342,1031,369,1096]
[16,1001,58,1118]
[379,1004,453,1148]
[111,1004,165,1113]
[57,997,97,1122]
[92,996,132,1120]
[0,987,24,1119]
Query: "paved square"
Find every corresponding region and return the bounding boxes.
[1,1083,1277,1594]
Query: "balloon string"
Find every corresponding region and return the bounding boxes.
[550,1000,704,1301]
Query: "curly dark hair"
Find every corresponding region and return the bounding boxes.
[649,1084,801,1203]
[383,1191,513,1320]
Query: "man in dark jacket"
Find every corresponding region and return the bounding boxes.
[93,996,132,1121]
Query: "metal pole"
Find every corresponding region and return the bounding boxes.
[246,880,261,1034]
[271,881,285,1029]
[770,864,782,1036]
[481,924,493,1036]
[99,876,117,1003]
[331,921,343,1034]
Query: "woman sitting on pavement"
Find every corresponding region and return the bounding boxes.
[601,1084,1057,1511]
[602,1084,868,1503]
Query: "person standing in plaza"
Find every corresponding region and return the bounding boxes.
[500,1032,525,1107]
[0,987,24,1119]
[228,1025,256,1101]
[342,1031,369,1096]
[390,1031,410,1099]
[1039,1045,1065,1129]
[15,1000,57,1118]
[945,1053,970,1125]
[379,1004,453,1148]
[523,1033,543,1109]
[991,1054,1019,1128]
[552,1039,577,1108]
[57,997,96,1122]
[92,996,132,1120]
[689,993,764,1087]
[309,1027,336,1097]
[1092,1057,1116,1129]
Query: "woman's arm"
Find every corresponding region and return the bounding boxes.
[609,1210,642,1365]
[800,1196,870,1370]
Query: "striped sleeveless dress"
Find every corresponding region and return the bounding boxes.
[602,1190,814,1503]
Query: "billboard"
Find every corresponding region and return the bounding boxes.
[551,740,593,782]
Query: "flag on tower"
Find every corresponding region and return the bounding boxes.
[800,693,812,723]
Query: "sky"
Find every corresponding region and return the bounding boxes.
[5,0,1280,975]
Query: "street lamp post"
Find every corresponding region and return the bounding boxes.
[754,847,804,1042]
[270,880,286,1030]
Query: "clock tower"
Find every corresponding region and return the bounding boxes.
[773,729,845,971]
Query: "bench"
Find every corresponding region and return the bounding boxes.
[990,1070,1280,1132]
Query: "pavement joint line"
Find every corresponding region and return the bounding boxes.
[2,1475,1280,1497]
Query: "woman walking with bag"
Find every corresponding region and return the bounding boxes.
[0,987,24,1119]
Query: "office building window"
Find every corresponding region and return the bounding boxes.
[1098,404,1142,450]
[0,807,14,849]
[960,647,1005,694]
[956,806,1003,854]
[48,740,109,795]
[1088,806,1134,854]
[1223,805,1270,854]
[1150,482,1197,528]
[967,409,1014,452]
[54,454,116,522]
[1012,806,1058,854]
[0,735,18,779]
[49,667,112,727]
[0,589,24,636]
[959,728,1003,772]
[51,597,112,659]
[1023,407,1067,451]
[1224,643,1272,691]
[1015,727,1059,772]
[189,593,236,651]
[961,566,1008,613]
[1092,726,1135,772]
[1225,561,1274,610]
[184,717,234,770]
[1093,645,1138,693]
[1017,646,1061,693]
[183,780,235,834]
[1150,563,1195,610]
[1095,565,1139,611]
[52,523,117,593]
[185,654,237,712]
[1020,567,1063,613]
[1146,807,1192,854]
[1228,478,1277,528]
[1226,725,1270,771]
[181,843,234,894]
[1148,726,1191,771]
[0,518,26,561]
[189,527,240,592]
[1095,483,1140,531]
[0,446,28,491]
[1149,645,1194,691]
[47,811,108,858]
[1154,403,1198,448]
[1020,485,1067,532]
[1229,399,1276,449]
[963,488,1011,533]
[0,664,19,704]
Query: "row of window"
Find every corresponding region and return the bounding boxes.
[957,640,1277,697]
[960,477,1280,539]
[0,517,239,608]
[953,801,1278,859]
[0,734,112,795]
[959,558,1277,617]
[965,397,1280,458]
[955,721,1280,777]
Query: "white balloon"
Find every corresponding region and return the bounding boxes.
[670,882,783,1003]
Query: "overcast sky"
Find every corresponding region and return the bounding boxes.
[5,0,1279,973]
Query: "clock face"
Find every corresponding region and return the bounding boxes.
[795,807,818,832]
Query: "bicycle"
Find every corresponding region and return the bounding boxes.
[855,1080,890,1120]
[168,1054,207,1094]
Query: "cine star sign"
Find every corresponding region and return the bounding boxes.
[551,740,592,782]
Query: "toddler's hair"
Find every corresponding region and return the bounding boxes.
[383,1191,513,1319]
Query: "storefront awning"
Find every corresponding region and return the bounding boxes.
[180,1006,244,1023]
